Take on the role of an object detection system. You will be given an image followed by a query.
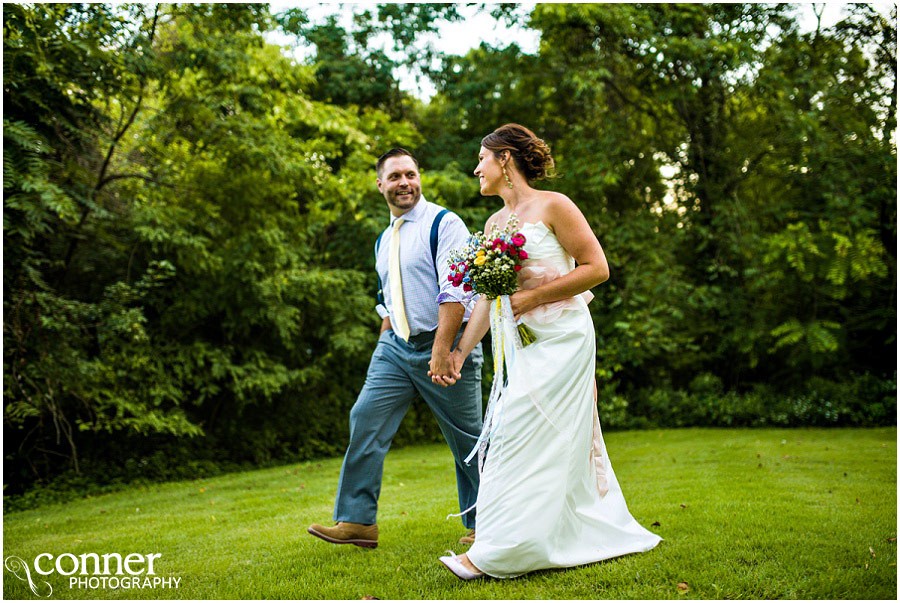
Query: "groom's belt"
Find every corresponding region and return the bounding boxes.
[404,322,469,345]
[407,330,437,345]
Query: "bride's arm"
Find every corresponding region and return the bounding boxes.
[431,214,502,386]
[455,212,505,358]
[454,295,491,359]
[510,194,609,319]
[430,296,490,387]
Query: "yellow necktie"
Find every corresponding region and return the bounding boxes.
[389,218,410,341]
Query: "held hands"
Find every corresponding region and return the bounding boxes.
[428,348,465,387]
[428,291,536,387]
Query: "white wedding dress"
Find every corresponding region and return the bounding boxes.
[466,221,661,578]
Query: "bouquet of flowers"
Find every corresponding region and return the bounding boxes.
[447,214,537,345]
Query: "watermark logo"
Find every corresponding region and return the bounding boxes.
[5,556,52,598]
[4,552,181,596]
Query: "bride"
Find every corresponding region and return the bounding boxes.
[433,124,661,579]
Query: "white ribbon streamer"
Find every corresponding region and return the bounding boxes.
[447,295,521,520]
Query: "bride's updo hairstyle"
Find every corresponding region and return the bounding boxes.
[481,123,556,181]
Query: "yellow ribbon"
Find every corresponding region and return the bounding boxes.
[493,296,504,378]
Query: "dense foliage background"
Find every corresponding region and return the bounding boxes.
[4,3,896,506]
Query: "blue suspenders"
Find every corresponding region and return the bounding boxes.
[375,208,450,307]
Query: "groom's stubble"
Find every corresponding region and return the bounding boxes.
[377,156,422,216]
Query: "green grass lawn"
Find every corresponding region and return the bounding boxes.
[3,427,896,599]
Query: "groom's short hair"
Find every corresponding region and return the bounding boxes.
[376,148,419,179]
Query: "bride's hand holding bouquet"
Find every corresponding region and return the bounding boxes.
[508,288,541,321]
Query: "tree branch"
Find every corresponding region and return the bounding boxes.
[61,4,162,274]
[97,172,176,189]
[600,75,664,129]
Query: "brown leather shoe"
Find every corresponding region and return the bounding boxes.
[458,528,476,545]
[308,522,378,549]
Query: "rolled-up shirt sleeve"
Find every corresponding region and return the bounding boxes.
[434,212,478,309]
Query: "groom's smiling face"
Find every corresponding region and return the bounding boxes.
[377,156,421,214]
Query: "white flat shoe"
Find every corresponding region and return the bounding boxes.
[438,551,485,580]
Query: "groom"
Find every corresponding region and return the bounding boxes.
[308,149,483,549]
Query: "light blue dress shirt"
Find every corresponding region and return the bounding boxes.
[375,197,475,336]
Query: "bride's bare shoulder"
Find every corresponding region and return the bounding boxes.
[539,191,587,227]
[540,191,579,219]
[538,190,575,209]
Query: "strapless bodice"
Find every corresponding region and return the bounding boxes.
[518,221,575,276]
[515,220,593,323]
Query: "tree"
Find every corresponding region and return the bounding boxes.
[3,3,423,489]
[528,3,895,392]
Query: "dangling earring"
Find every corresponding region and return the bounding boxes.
[502,164,513,189]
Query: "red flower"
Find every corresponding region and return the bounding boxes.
[511,233,526,246]
[514,265,522,272]
[519,250,528,260]
[463,283,473,292]
[447,274,454,282]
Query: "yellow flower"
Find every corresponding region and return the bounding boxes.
[476,249,485,257]
[474,255,487,266]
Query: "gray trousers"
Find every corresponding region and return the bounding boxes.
[333,328,483,529]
